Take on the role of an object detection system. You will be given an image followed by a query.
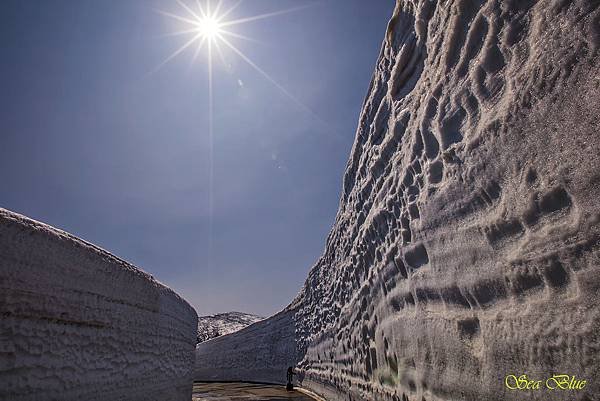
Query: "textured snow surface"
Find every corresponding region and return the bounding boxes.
[197,312,264,344]
[195,309,299,384]
[196,1,600,400]
[0,209,198,401]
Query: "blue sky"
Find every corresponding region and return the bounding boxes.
[0,0,394,316]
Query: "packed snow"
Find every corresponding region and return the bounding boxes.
[195,1,600,401]
[0,209,198,401]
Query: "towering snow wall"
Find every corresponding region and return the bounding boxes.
[0,209,198,401]
[196,1,600,400]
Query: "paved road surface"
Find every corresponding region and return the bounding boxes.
[192,382,316,401]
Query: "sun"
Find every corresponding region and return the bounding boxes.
[198,16,221,39]
[154,0,314,73]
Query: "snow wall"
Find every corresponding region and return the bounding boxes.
[196,1,600,400]
[195,309,299,384]
[0,209,198,401]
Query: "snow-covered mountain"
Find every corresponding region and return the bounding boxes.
[197,312,263,344]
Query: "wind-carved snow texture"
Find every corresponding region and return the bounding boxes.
[0,209,198,401]
[197,312,264,344]
[195,1,600,400]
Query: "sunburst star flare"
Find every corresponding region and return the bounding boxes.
[153,0,317,268]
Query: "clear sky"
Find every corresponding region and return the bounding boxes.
[0,0,394,316]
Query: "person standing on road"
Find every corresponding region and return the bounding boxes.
[286,366,296,390]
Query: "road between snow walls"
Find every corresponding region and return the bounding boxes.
[194,1,600,401]
[0,209,198,401]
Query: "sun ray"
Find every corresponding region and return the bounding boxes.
[155,9,199,26]
[176,0,203,22]
[213,40,229,68]
[157,27,203,38]
[217,0,242,22]
[149,31,203,75]
[190,36,208,67]
[219,4,316,28]
[207,36,215,269]
[195,0,207,19]
[213,0,224,17]
[218,29,264,45]
[217,34,316,116]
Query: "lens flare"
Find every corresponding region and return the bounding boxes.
[154,0,317,268]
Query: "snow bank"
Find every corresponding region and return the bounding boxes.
[0,209,198,401]
[196,0,600,400]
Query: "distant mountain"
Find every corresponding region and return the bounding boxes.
[196,312,264,344]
